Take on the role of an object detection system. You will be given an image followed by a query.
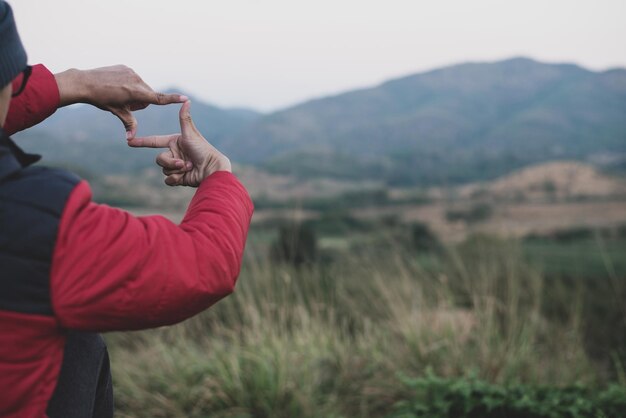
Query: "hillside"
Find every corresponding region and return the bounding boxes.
[12,57,626,186]
[459,161,626,201]
[223,58,626,185]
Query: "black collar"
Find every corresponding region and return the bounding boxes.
[0,128,41,181]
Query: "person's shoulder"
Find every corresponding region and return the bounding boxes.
[0,166,82,215]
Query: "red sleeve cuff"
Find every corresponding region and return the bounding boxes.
[184,170,254,226]
[4,64,60,136]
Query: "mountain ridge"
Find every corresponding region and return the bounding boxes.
[220,57,626,185]
[14,57,626,186]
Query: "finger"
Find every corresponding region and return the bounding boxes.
[163,167,189,176]
[112,108,138,140]
[165,173,183,186]
[156,151,186,170]
[153,91,188,105]
[128,134,180,148]
[129,102,149,111]
[169,142,182,161]
[179,101,199,138]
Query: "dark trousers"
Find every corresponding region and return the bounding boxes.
[46,332,114,418]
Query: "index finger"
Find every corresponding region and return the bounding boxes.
[127,134,180,148]
[153,92,188,105]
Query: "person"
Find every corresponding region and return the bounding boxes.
[0,2,254,417]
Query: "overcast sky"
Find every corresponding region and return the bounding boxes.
[11,0,626,112]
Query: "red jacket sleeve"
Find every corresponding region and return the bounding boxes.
[4,64,60,136]
[50,171,254,331]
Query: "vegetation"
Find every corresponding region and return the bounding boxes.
[108,230,626,417]
[445,203,494,224]
[523,235,626,278]
[270,223,319,266]
[392,374,626,418]
[253,189,430,212]
[410,222,441,253]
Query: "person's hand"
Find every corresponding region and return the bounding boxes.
[54,65,187,139]
[127,101,231,187]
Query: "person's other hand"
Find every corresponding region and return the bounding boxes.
[55,65,187,139]
[127,101,232,187]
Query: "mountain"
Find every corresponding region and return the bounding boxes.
[221,57,626,185]
[14,92,261,176]
[13,58,626,186]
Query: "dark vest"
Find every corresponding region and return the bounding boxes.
[0,130,113,417]
[0,141,79,315]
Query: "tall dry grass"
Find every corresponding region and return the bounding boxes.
[109,237,598,418]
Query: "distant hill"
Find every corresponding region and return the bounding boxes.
[13,58,626,185]
[459,161,626,201]
[222,57,626,185]
[14,92,261,176]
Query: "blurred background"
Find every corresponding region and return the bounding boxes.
[12,0,626,416]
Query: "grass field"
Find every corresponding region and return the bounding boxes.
[110,162,626,417]
[107,230,626,417]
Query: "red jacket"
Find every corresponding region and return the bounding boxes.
[0,65,254,417]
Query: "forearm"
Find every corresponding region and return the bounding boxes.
[51,172,254,331]
[54,68,88,107]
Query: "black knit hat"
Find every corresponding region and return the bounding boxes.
[0,1,27,88]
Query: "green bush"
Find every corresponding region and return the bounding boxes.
[303,212,372,236]
[410,222,441,253]
[392,374,626,418]
[270,223,318,266]
[304,189,390,211]
[552,227,595,242]
[445,203,494,224]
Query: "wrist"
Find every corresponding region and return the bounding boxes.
[55,68,88,107]
[203,156,232,179]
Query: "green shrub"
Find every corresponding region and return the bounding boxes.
[303,212,372,236]
[270,223,318,266]
[410,222,441,253]
[391,374,626,418]
[552,227,595,242]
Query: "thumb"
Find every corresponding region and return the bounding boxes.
[113,108,138,140]
[179,101,199,138]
